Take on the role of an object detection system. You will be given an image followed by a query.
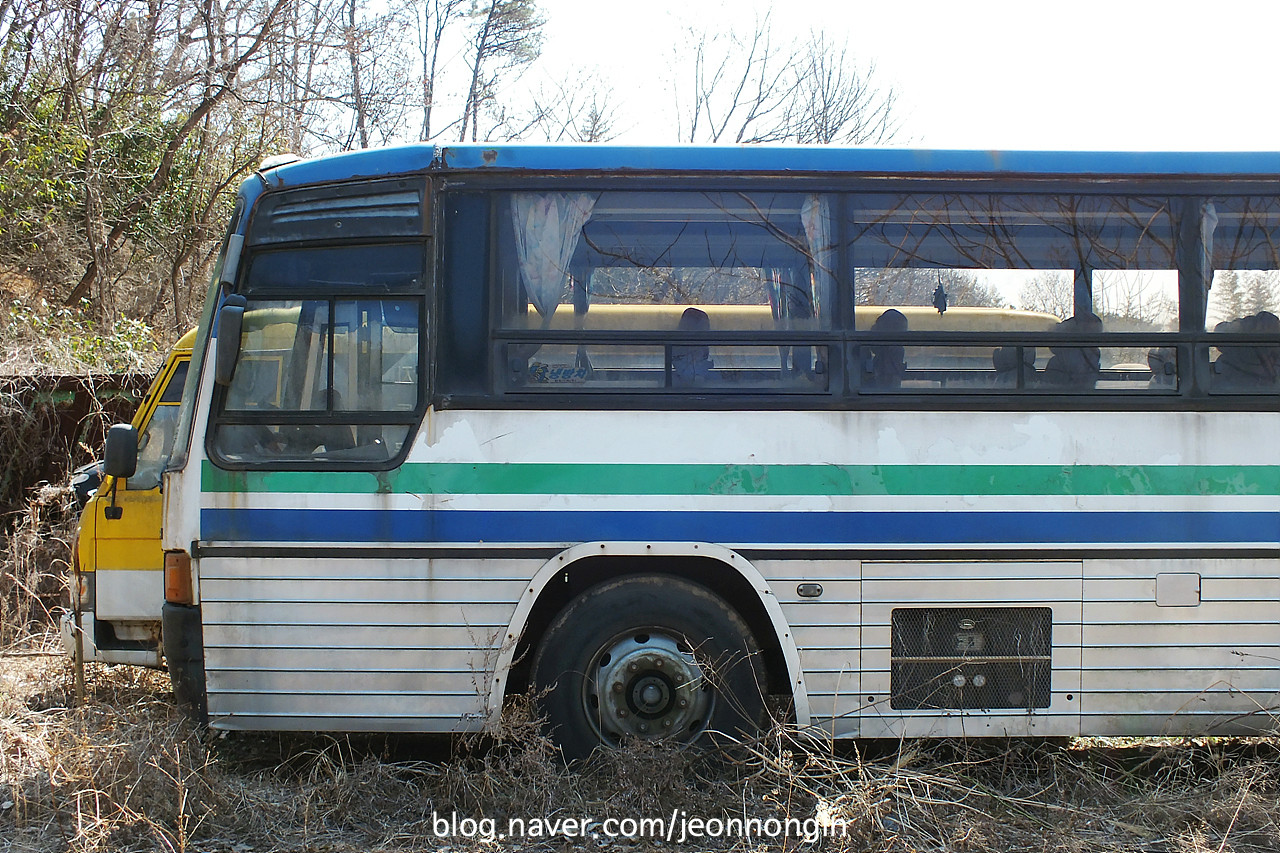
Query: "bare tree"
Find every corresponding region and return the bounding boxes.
[459,0,544,142]
[1093,272,1177,329]
[671,15,900,145]
[1018,272,1075,318]
[0,0,294,316]
[411,0,466,140]
[1244,271,1279,316]
[782,32,900,145]
[60,0,293,305]
[261,0,337,152]
[673,12,800,143]
[326,0,414,150]
[249,0,417,154]
[343,0,371,148]
[493,69,621,142]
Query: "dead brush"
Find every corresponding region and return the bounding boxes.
[1,366,145,651]
[0,483,78,650]
[431,692,578,824]
[1,658,218,853]
[6,654,1280,852]
[0,381,64,521]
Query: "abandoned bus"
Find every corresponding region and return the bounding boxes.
[114,145,1280,758]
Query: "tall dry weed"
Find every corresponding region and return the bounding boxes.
[1,484,77,650]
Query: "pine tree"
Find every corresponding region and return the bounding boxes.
[1208,271,1245,326]
[1244,271,1278,315]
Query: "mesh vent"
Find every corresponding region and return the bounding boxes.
[890,607,1052,711]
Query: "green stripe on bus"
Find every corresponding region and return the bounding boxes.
[201,461,1280,497]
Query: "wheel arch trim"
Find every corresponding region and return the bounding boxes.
[487,541,811,730]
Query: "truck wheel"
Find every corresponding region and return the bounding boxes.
[530,575,766,761]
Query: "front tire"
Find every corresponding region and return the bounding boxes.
[529,575,766,761]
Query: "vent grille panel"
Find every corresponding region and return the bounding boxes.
[890,607,1052,711]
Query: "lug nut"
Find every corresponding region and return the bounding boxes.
[638,723,649,733]
[618,709,628,718]
[677,699,688,709]
[654,658,664,668]
[628,662,638,672]
[663,720,673,729]
[612,682,623,693]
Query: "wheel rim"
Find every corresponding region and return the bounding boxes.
[584,631,713,745]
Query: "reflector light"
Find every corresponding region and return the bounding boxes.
[164,551,193,605]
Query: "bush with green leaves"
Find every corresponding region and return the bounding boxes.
[2,298,161,374]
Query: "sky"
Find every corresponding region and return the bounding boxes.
[530,0,1280,151]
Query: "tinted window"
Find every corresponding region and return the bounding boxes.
[851,193,1179,394]
[497,191,835,392]
[212,298,420,465]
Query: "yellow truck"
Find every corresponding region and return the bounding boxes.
[61,329,194,666]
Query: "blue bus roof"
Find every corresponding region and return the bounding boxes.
[259,143,1280,189]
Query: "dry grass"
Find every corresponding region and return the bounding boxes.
[0,485,78,650]
[3,652,1280,853]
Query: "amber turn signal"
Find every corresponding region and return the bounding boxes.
[164,550,193,605]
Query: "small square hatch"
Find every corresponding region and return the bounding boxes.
[1155,573,1201,607]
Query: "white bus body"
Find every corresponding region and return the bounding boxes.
[156,145,1280,757]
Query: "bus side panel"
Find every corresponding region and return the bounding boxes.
[199,555,535,732]
[857,562,1083,739]
[763,561,862,737]
[1082,558,1280,736]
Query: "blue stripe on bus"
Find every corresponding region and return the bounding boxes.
[200,508,1280,546]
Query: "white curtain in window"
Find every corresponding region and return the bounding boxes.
[510,193,597,325]
[1201,200,1218,305]
[801,194,834,322]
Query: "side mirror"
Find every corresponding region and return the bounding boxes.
[103,424,138,479]
[102,424,137,520]
[215,295,247,387]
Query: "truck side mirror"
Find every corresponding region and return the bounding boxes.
[104,424,138,479]
[214,295,247,387]
[102,424,137,520]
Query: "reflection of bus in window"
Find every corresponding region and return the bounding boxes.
[157,146,1280,758]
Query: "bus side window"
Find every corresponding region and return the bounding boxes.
[1211,311,1280,390]
[127,360,189,491]
[672,307,712,386]
[1041,314,1103,389]
[210,249,425,466]
[993,346,1036,387]
[497,190,833,394]
[861,309,908,390]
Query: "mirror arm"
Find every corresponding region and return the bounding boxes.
[104,477,123,520]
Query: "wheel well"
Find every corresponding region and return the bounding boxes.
[507,555,792,698]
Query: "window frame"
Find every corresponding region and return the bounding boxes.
[489,186,845,399]
[207,180,432,472]
[447,174,1280,412]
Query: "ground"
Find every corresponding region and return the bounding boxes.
[3,648,1280,852]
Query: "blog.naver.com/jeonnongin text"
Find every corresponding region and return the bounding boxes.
[431,810,848,844]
